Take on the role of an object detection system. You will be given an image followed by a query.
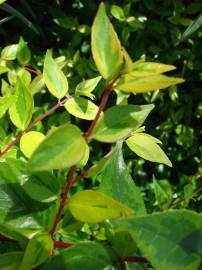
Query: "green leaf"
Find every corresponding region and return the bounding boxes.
[114,210,202,270]
[0,251,23,270]
[178,13,202,44]
[28,124,87,171]
[121,47,133,73]
[78,144,90,168]
[41,241,114,270]
[99,142,146,216]
[9,77,34,129]
[153,177,172,209]
[19,233,53,270]
[0,95,16,118]
[130,62,176,76]
[0,158,58,233]
[65,97,99,120]
[69,190,133,223]
[17,69,31,87]
[43,50,68,99]
[21,172,60,203]
[30,75,45,95]
[1,44,18,60]
[17,36,31,65]
[111,5,125,21]
[20,131,45,158]
[92,2,123,80]
[91,104,154,142]
[116,74,184,93]
[75,76,101,99]
[126,133,172,167]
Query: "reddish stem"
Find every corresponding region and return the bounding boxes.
[54,240,74,249]
[192,186,202,197]
[50,76,120,238]
[0,98,68,159]
[0,235,16,243]
[123,256,148,263]
[84,76,120,142]
[50,165,77,237]
[7,60,42,75]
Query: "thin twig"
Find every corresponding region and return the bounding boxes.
[0,98,68,159]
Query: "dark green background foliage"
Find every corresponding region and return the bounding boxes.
[1,0,201,210]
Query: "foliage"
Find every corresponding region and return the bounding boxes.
[0,1,201,269]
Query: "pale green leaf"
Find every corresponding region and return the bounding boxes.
[111,5,125,21]
[9,77,34,129]
[92,104,154,142]
[17,36,31,65]
[20,131,45,158]
[75,76,101,99]
[69,190,133,223]
[114,210,202,270]
[116,74,184,93]
[65,97,99,120]
[43,50,68,99]
[19,233,53,270]
[92,2,123,80]
[30,75,45,95]
[130,62,176,76]
[1,44,18,60]
[28,124,87,171]
[17,69,31,87]
[0,95,16,118]
[126,133,172,167]
[78,144,90,168]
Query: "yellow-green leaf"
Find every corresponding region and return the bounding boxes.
[43,50,68,99]
[75,76,101,99]
[116,74,184,93]
[130,62,176,77]
[65,97,99,120]
[20,131,45,158]
[17,36,31,65]
[92,2,123,80]
[0,95,16,118]
[69,190,133,223]
[1,44,18,60]
[126,133,172,167]
[28,124,87,171]
[9,77,34,129]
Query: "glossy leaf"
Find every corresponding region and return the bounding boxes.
[9,77,34,129]
[75,76,101,99]
[28,124,87,171]
[0,95,16,118]
[19,233,53,270]
[116,74,184,93]
[92,104,154,142]
[92,2,123,80]
[69,190,133,223]
[43,50,68,99]
[41,241,114,270]
[17,36,31,65]
[126,133,172,167]
[99,142,146,216]
[65,97,99,120]
[0,158,58,233]
[20,131,45,158]
[1,44,18,60]
[130,62,176,76]
[0,251,23,270]
[114,210,202,270]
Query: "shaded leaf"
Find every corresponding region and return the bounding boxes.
[99,142,146,216]
[0,251,23,270]
[17,36,31,65]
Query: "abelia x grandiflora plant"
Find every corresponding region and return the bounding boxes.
[0,3,201,270]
